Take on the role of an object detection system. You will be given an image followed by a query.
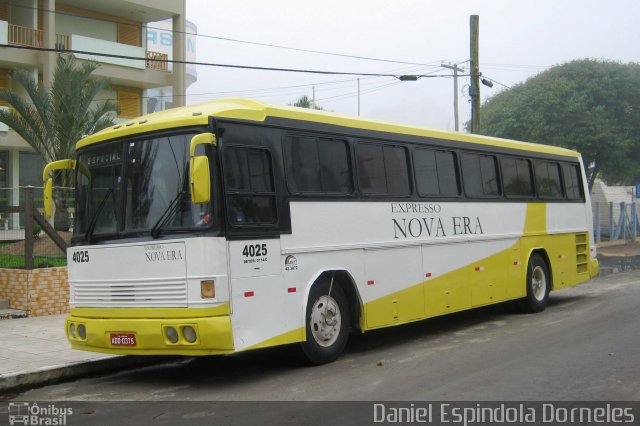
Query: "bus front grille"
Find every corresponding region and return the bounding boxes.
[72,278,188,307]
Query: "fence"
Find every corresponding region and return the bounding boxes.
[592,201,640,244]
[0,186,71,269]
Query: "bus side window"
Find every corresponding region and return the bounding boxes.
[223,147,277,225]
[535,161,563,199]
[356,142,410,196]
[562,163,584,200]
[461,152,501,197]
[501,157,534,198]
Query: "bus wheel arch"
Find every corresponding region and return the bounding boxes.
[518,249,552,313]
[300,270,361,364]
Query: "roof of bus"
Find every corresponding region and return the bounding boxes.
[77,98,580,158]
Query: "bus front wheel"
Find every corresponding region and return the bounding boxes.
[518,253,550,313]
[300,280,350,365]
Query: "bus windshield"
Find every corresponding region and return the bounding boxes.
[73,131,213,241]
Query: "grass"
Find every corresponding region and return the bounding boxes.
[0,255,66,268]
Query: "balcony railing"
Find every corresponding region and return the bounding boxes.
[145,50,168,71]
[8,24,42,47]
[55,33,70,50]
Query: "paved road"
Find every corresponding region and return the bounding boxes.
[11,270,640,402]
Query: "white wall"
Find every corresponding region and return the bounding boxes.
[56,13,116,43]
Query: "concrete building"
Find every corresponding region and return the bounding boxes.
[0,0,195,194]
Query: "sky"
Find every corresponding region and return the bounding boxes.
[184,0,640,131]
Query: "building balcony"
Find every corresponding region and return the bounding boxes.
[2,23,168,72]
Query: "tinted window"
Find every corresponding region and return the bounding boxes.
[283,136,352,194]
[501,158,534,197]
[535,161,562,199]
[223,147,276,224]
[562,163,583,200]
[461,153,500,197]
[356,143,386,194]
[356,143,410,196]
[414,148,459,197]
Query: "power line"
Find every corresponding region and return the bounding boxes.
[4,44,464,79]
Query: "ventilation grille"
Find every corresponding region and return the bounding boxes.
[575,233,588,274]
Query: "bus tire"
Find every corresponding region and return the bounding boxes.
[517,253,550,313]
[300,280,350,365]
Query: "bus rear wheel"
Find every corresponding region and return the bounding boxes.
[517,253,550,313]
[300,280,350,365]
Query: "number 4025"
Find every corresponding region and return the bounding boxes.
[72,250,89,263]
[243,244,267,257]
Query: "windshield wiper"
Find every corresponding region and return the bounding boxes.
[150,191,186,238]
[85,188,113,243]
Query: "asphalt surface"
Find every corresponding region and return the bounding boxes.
[8,269,639,403]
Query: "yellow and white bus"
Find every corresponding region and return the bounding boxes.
[44,99,598,364]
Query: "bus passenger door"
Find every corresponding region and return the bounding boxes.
[227,238,285,350]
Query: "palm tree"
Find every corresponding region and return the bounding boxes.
[0,54,117,163]
[0,54,118,229]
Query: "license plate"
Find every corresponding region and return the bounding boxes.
[110,333,136,346]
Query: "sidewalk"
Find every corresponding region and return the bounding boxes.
[0,314,163,393]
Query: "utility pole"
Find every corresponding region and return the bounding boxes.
[441,62,464,131]
[357,78,361,116]
[312,86,316,109]
[470,14,480,134]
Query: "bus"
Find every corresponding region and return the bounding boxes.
[44,98,599,365]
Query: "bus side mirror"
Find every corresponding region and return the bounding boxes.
[44,178,53,218]
[189,133,216,204]
[42,159,76,219]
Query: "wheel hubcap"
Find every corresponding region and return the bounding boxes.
[310,295,341,347]
[531,265,547,301]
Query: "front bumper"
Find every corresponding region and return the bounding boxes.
[66,306,235,355]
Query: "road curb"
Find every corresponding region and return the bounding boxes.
[0,355,176,393]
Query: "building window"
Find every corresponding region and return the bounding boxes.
[0,69,9,108]
[117,87,141,119]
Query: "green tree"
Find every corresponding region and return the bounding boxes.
[475,59,640,190]
[290,94,324,110]
[0,54,117,164]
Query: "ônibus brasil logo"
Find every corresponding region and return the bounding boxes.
[8,402,72,425]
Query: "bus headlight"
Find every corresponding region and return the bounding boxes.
[77,324,87,340]
[69,323,76,338]
[165,327,179,343]
[182,326,197,343]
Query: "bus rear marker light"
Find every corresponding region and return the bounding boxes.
[425,273,432,278]
[244,291,254,297]
[287,287,296,293]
